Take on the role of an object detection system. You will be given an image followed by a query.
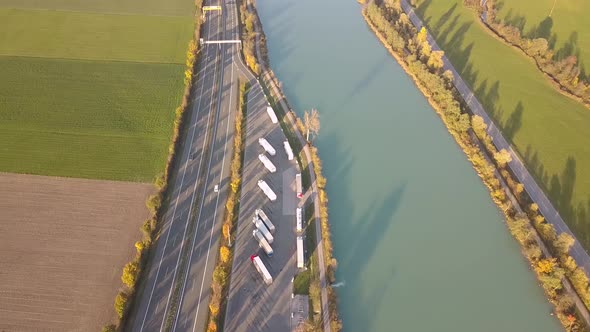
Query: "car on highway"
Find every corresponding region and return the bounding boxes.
[214,184,219,193]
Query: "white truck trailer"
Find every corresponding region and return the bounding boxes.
[296,173,303,198]
[253,229,273,256]
[255,208,275,233]
[296,236,305,269]
[253,216,274,244]
[296,207,302,233]
[266,106,278,124]
[258,154,276,173]
[258,137,276,156]
[251,255,273,285]
[283,140,294,161]
[258,180,277,201]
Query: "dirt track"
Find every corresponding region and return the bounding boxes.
[0,173,153,331]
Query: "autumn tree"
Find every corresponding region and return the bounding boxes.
[493,149,512,167]
[304,108,321,142]
[536,258,557,274]
[102,325,116,332]
[122,261,139,288]
[207,321,218,332]
[427,50,444,70]
[213,266,227,284]
[554,232,575,256]
[416,26,427,45]
[220,246,230,263]
[114,291,128,319]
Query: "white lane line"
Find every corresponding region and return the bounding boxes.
[138,17,216,332]
[158,10,223,332]
[170,8,227,332]
[191,7,237,332]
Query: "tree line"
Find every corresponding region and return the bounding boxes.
[469,0,590,108]
[365,1,590,330]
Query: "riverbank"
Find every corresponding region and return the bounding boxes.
[236,0,341,330]
[363,1,588,330]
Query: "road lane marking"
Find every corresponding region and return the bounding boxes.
[138,11,218,332]
[158,10,224,332]
[170,9,227,332]
[191,5,237,332]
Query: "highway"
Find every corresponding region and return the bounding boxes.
[128,1,240,331]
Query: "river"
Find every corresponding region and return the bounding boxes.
[255,0,561,330]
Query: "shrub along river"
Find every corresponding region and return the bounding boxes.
[256,0,562,330]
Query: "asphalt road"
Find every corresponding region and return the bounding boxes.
[223,68,299,332]
[400,0,590,273]
[128,2,240,331]
[171,3,241,332]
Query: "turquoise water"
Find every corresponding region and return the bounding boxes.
[255,0,562,330]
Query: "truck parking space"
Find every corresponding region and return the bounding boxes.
[224,82,303,331]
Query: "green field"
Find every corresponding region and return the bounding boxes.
[0,56,185,181]
[0,0,194,182]
[415,1,590,248]
[495,0,590,74]
[0,0,194,16]
[0,8,194,63]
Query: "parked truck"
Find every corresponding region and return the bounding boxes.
[253,229,273,256]
[296,236,305,269]
[255,208,275,233]
[258,180,277,201]
[296,173,303,198]
[266,106,278,124]
[251,254,273,285]
[283,140,294,161]
[253,216,274,244]
[258,154,276,173]
[296,207,302,233]
[258,137,276,156]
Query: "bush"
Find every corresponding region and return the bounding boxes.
[102,324,116,332]
[207,322,218,332]
[219,246,230,264]
[114,291,128,319]
[121,261,139,288]
[146,194,162,215]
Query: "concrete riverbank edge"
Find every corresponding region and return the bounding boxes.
[362,2,590,330]
[236,0,341,330]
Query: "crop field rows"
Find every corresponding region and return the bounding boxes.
[0,0,194,182]
[0,0,195,329]
[0,0,194,16]
[0,56,187,181]
[0,173,153,331]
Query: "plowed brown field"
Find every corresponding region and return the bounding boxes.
[0,173,153,331]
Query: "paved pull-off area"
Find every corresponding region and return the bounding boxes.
[401,0,590,274]
[223,80,299,331]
